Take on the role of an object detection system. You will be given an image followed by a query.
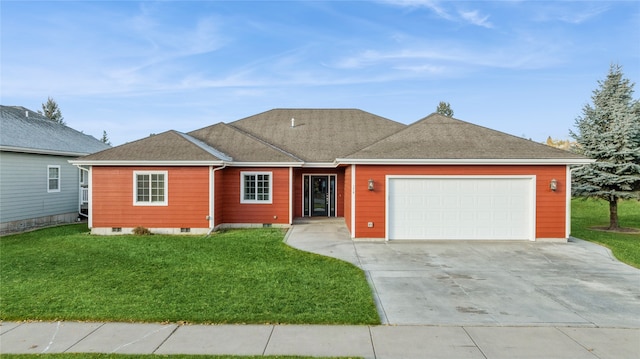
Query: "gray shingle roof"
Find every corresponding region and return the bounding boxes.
[188,122,301,163]
[344,113,587,160]
[0,105,110,155]
[78,130,223,162]
[72,109,589,164]
[229,109,407,162]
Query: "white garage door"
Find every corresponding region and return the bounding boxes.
[387,177,534,240]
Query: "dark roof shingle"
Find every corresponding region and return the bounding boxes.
[78,131,223,162]
[229,109,406,162]
[345,113,587,160]
[0,105,110,155]
[188,122,301,163]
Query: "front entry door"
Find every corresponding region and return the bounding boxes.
[303,175,336,217]
[312,176,329,216]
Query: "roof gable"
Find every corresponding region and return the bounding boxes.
[229,109,406,162]
[78,130,224,162]
[344,113,587,160]
[0,105,110,155]
[188,123,301,163]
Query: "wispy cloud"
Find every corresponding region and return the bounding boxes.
[531,3,610,24]
[331,35,566,75]
[379,0,493,28]
[458,9,493,28]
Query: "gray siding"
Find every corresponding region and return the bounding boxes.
[0,151,80,223]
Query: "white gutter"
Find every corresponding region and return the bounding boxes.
[69,160,225,166]
[302,162,340,168]
[224,161,304,168]
[2,145,90,157]
[335,158,595,165]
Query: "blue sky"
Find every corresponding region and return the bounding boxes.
[2,1,639,146]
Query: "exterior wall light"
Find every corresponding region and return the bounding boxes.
[550,178,558,191]
[368,178,374,191]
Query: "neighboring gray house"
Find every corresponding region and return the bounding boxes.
[0,105,110,234]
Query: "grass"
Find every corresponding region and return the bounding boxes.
[571,198,640,268]
[0,355,361,359]
[0,356,361,359]
[0,225,379,325]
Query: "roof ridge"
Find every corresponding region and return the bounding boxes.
[226,123,304,162]
[175,131,233,162]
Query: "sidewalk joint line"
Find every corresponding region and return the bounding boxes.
[153,324,180,354]
[368,326,378,359]
[461,326,488,359]
[64,322,105,353]
[262,325,275,356]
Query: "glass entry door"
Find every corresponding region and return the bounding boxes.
[303,175,336,217]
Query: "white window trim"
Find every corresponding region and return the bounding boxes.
[133,171,168,206]
[47,165,61,193]
[240,171,273,204]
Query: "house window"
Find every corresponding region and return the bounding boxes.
[48,165,60,192]
[79,169,87,185]
[241,172,272,204]
[134,171,168,206]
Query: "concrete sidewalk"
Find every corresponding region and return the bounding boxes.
[2,321,639,358]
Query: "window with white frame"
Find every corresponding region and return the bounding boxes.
[79,169,87,185]
[241,172,272,204]
[47,165,60,192]
[134,171,168,205]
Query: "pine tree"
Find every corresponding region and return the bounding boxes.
[38,97,66,125]
[436,101,454,117]
[570,64,640,229]
[100,130,111,146]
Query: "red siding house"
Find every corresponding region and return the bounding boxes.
[71,109,592,241]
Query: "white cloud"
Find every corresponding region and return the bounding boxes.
[379,0,494,28]
[531,3,610,24]
[458,10,494,29]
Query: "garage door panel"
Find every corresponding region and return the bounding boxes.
[388,177,533,240]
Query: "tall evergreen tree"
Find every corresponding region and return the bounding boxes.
[100,130,111,146]
[436,101,454,117]
[38,97,66,125]
[570,64,640,229]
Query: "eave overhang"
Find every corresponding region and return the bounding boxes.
[68,160,226,166]
[2,145,90,157]
[335,158,596,165]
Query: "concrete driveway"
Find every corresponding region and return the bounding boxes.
[286,219,640,327]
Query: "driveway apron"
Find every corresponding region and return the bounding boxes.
[285,219,640,327]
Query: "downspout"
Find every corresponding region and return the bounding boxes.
[207,164,226,236]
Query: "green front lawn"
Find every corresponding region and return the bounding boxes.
[571,198,640,268]
[1,355,360,359]
[0,225,379,324]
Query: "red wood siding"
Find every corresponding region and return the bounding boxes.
[92,166,210,228]
[213,168,224,226]
[353,165,568,239]
[343,165,352,234]
[292,168,345,218]
[218,167,290,224]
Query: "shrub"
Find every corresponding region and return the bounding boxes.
[132,226,152,235]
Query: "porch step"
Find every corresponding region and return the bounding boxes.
[293,217,345,225]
